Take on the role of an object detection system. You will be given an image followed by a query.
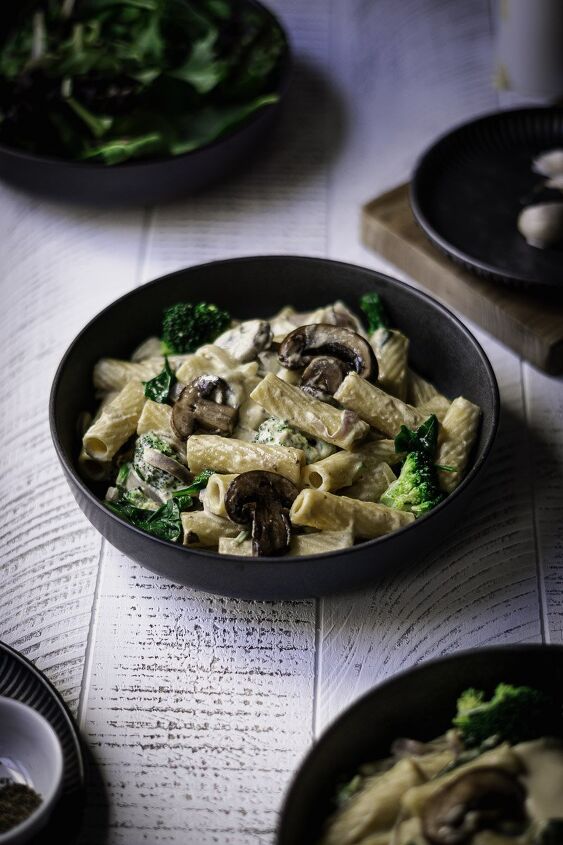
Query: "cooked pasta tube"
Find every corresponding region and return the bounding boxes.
[181,511,239,548]
[407,368,441,405]
[344,461,396,502]
[78,391,119,480]
[436,396,481,493]
[250,373,370,450]
[137,399,175,438]
[219,528,354,557]
[417,394,451,422]
[93,358,163,392]
[187,434,305,485]
[370,328,409,400]
[355,439,401,466]
[334,372,426,437]
[290,489,414,539]
[204,473,238,518]
[83,380,145,461]
[301,452,363,492]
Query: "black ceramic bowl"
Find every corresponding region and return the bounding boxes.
[277,644,563,844]
[49,255,499,600]
[0,1,289,206]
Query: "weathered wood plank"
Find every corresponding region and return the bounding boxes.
[0,183,145,712]
[523,364,563,644]
[78,548,315,844]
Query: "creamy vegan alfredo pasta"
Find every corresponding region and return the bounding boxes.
[320,684,563,845]
[79,294,481,556]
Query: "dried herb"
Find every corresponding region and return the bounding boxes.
[0,782,42,833]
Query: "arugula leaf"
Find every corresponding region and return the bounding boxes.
[66,96,113,138]
[116,461,131,488]
[168,30,228,94]
[143,356,175,403]
[360,292,389,333]
[395,415,439,458]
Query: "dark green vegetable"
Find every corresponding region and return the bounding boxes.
[453,684,562,749]
[380,451,443,517]
[360,292,389,333]
[144,355,175,403]
[0,0,286,164]
[394,415,439,459]
[161,301,230,354]
[116,461,131,488]
[171,468,214,508]
[107,496,184,542]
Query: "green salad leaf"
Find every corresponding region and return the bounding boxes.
[0,0,286,163]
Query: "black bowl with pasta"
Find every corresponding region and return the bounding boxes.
[49,255,499,599]
[277,644,563,845]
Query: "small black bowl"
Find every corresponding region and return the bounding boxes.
[277,644,563,844]
[0,1,290,206]
[49,255,499,600]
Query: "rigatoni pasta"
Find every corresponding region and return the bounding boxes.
[81,291,481,557]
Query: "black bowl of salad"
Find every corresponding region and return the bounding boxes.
[278,644,563,845]
[0,0,290,205]
[49,255,499,600]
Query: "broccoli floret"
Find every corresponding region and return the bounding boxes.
[161,302,231,354]
[380,451,443,516]
[255,417,336,464]
[133,432,182,492]
[394,415,439,458]
[453,683,561,748]
[360,292,389,333]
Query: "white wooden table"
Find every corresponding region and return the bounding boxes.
[1,2,562,843]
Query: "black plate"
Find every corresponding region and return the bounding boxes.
[49,255,499,600]
[411,108,563,288]
[0,641,85,844]
[278,643,563,844]
[0,1,290,207]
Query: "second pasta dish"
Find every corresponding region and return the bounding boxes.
[78,292,481,557]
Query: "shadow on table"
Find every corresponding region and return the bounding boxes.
[156,56,350,211]
[73,744,111,845]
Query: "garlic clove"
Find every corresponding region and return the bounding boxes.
[517,203,563,249]
[532,149,563,178]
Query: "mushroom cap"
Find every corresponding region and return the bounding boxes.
[517,203,563,249]
[300,356,349,402]
[278,323,378,382]
[224,471,299,557]
[421,767,527,845]
[172,375,238,441]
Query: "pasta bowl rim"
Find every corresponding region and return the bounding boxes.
[276,642,563,844]
[49,255,499,581]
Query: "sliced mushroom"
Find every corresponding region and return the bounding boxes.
[278,324,378,385]
[224,471,299,556]
[421,767,527,845]
[143,448,193,484]
[172,375,238,441]
[214,319,273,363]
[300,356,349,402]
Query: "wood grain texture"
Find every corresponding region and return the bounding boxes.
[0,183,144,711]
[78,546,315,845]
[523,364,563,644]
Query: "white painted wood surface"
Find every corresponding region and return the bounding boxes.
[0,1,562,843]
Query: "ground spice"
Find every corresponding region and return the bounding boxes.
[0,782,42,832]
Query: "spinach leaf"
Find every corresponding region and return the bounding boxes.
[395,415,439,458]
[172,468,214,502]
[143,356,175,403]
[360,292,389,333]
[107,495,184,542]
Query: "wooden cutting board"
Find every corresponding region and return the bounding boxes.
[361,183,563,374]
